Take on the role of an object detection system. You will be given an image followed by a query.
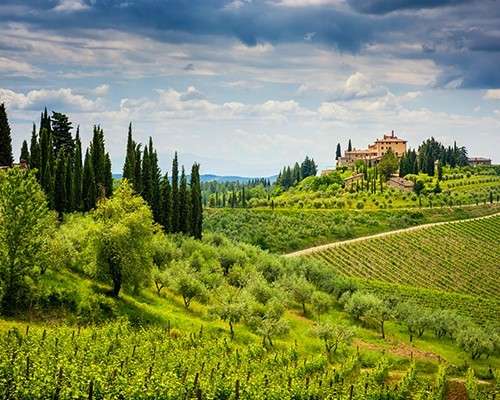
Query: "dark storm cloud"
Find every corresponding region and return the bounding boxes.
[2,0,500,88]
[1,0,375,52]
[347,0,470,15]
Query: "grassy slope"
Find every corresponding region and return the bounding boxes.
[1,265,497,382]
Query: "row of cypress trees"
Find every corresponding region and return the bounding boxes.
[121,124,202,239]
[1,104,202,238]
[23,109,113,216]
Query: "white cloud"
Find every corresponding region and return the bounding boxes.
[344,72,388,99]
[224,80,264,90]
[0,56,44,77]
[0,88,104,111]
[53,0,90,13]
[484,89,500,100]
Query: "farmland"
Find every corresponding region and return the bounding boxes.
[302,214,500,325]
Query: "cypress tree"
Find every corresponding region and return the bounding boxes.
[54,151,67,217]
[149,138,162,223]
[142,144,152,204]
[347,139,352,152]
[82,148,97,211]
[43,133,55,208]
[122,123,137,188]
[160,172,172,233]
[73,129,83,211]
[90,125,105,196]
[51,111,74,156]
[179,166,190,234]
[0,103,14,166]
[66,153,75,212]
[104,153,113,198]
[134,144,143,194]
[311,158,317,176]
[29,124,40,174]
[44,157,55,210]
[20,140,29,164]
[171,152,180,233]
[189,163,202,239]
[40,108,51,136]
[39,128,50,188]
[336,143,342,160]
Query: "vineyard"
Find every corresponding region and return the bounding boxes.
[1,322,495,400]
[304,214,500,324]
[203,204,500,253]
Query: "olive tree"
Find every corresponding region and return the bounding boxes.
[91,180,156,297]
[309,321,357,360]
[0,168,54,313]
[209,284,250,340]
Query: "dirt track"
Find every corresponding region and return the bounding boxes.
[284,211,500,258]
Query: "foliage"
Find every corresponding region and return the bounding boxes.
[90,180,156,297]
[0,102,13,167]
[0,168,54,313]
[309,321,357,359]
[377,148,399,179]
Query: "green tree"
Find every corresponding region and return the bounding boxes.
[189,163,203,239]
[347,139,352,152]
[122,123,137,188]
[281,275,315,315]
[54,151,67,218]
[51,111,74,156]
[73,130,83,211]
[209,285,249,340]
[0,103,14,167]
[29,125,40,174]
[65,153,75,212]
[91,180,155,297]
[378,148,399,179]
[171,152,180,232]
[20,140,29,164]
[309,321,356,359]
[170,260,206,308]
[336,143,342,160]
[82,148,97,211]
[149,139,162,223]
[414,179,425,195]
[160,172,172,233]
[456,324,494,360]
[364,297,397,339]
[396,300,430,342]
[179,166,190,234]
[310,291,331,321]
[0,168,54,313]
[437,159,443,181]
[90,126,106,198]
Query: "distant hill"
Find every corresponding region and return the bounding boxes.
[113,174,278,183]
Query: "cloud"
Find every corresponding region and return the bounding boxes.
[484,89,500,100]
[223,80,264,90]
[0,56,44,77]
[343,72,387,98]
[0,87,104,111]
[347,0,469,15]
[52,0,90,13]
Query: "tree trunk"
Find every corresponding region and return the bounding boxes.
[229,321,234,341]
[380,321,385,339]
[112,279,121,297]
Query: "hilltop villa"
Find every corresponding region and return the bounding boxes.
[336,130,407,168]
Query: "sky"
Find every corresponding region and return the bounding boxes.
[1,0,499,177]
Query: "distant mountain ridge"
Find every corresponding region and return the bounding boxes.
[112,173,278,183]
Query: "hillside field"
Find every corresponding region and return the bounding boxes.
[302,214,500,325]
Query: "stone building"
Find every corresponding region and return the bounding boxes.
[336,131,407,168]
